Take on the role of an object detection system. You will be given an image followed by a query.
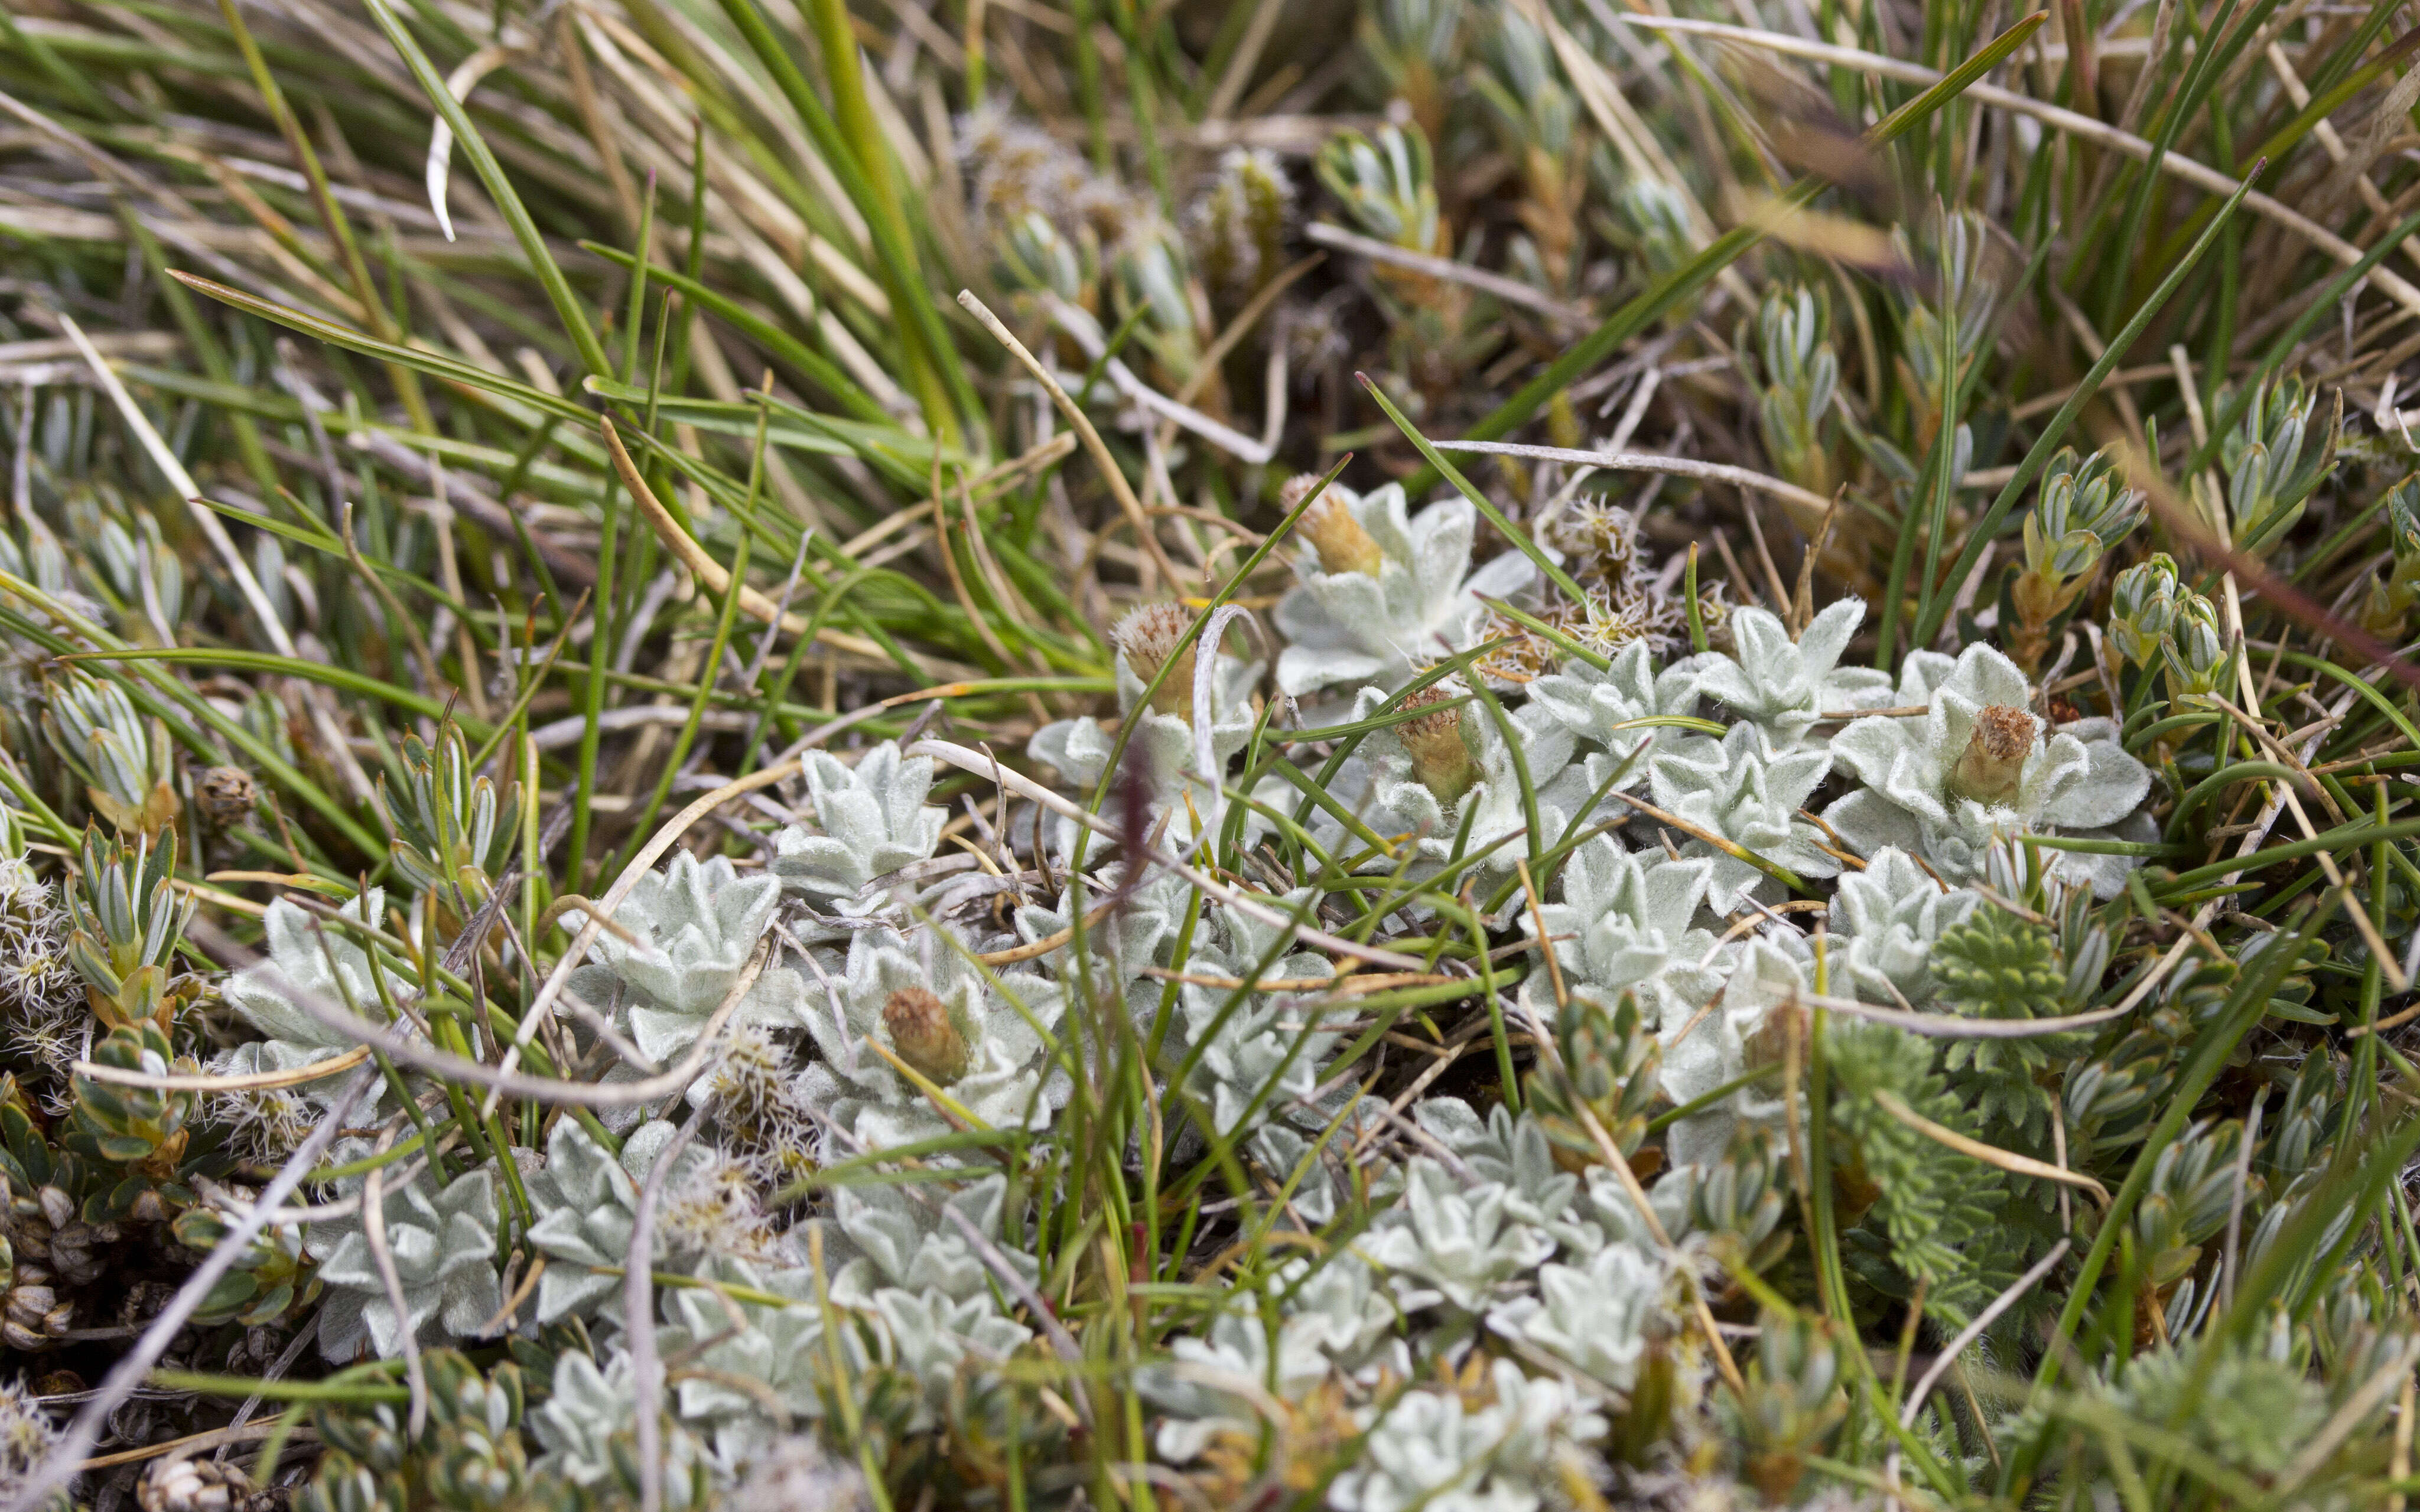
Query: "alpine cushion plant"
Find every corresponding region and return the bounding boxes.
[569,852,814,1067]
[770,742,949,907]
[1272,478,1538,700]
[1821,642,2154,894]
[311,1165,503,1361]
[1692,599,1895,750]
[15,0,2420,1506]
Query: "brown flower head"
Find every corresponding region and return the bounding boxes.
[1286,475,1384,578]
[1111,604,1199,718]
[1944,704,2035,806]
[1398,683,1477,805]
[883,986,972,1086]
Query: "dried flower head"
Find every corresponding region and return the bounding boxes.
[0,1376,63,1508]
[657,1149,782,1263]
[191,766,256,829]
[882,985,972,1086]
[1111,604,1200,716]
[1289,477,1384,578]
[1397,684,1476,804]
[1946,704,2036,805]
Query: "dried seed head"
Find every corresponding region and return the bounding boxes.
[1287,478,1384,578]
[193,766,256,828]
[1112,604,1199,718]
[883,986,972,1086]
[1398,685,1476,805]
[1946,704,2035,806]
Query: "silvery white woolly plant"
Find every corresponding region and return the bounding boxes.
[771,742,947,906]
[219,889,403,1060]
[1693,598,1894,748]
[1164,892,1349,1139]
[1413,1099,1589,1246]
[1273,478,1536,699]
[212,889,400,1126]
[1339,683,1582,872]
[1648,724,1839,910]
[825,1174,1036,1306]
[570,853,811,1067]
[313,1166,503,1361]
[654,1259,831,1465]
[799,925,1063,1153]
[1027,605,1262,856]
[860,1286,1032,1430]
[1148,1253,1400,1461]
[1328,1360,1605,1512]
[1487,1240,1670,1392]
[1524,640,1704,791]
[1248,1113,1383,1227]
[1827,846,1982,1007]
[522,1117,717,1325]
[1520,841,1725,1028]
[1006,861,1188,996]
[1360,1158,1559,1314]
[531,1348,715,1510]
[1820,643,2151,894]
[1661,933,1811,1171]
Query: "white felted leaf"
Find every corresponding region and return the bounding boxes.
[1648,724,1839,908]
[1820,643,2153,895]
[1692,598,1893,748]
[799,925,1068,1153]
[1359,1158,1559,1314]
[1329,1360,1605,1512]
[1662,934,1809,1171]
[1525,640,1705,786]
[1827,848,1982,1006]
[1272,482,1536,699]
[772,742,947,901]
[1522,839,1727,1027]
[220,888,403,1052]
[655,1258,831,1464]
[1486,1240,1668,1391]
[581,853,778,1017]
[1349,686,1582,874]
[315,1166,502,1360]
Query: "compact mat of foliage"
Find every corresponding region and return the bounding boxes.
[9,0,2420,1507]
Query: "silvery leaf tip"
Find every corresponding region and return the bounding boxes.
[532,1348,718,1508]
[1525,639,1705,791]
[1485,1240,1670,1392]
[1819,642,2151,894]
[1166,891,1350,1139]
[1521,839,1727,1029]
[570,852,811,1067]
[312,1164,502,1361]
[1025,624,1262,859]
[654,1259,831,1467]
[1359,1157,1559,1314]
[1328,1360,1605,1512]
[1662,931,1811,1171]
[219,887,404,1054]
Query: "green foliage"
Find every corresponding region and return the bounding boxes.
[381,725,516,910]
[1826,1019,2020,1328]
[304,1353,558,1512]
[1523,986,1659,1161]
